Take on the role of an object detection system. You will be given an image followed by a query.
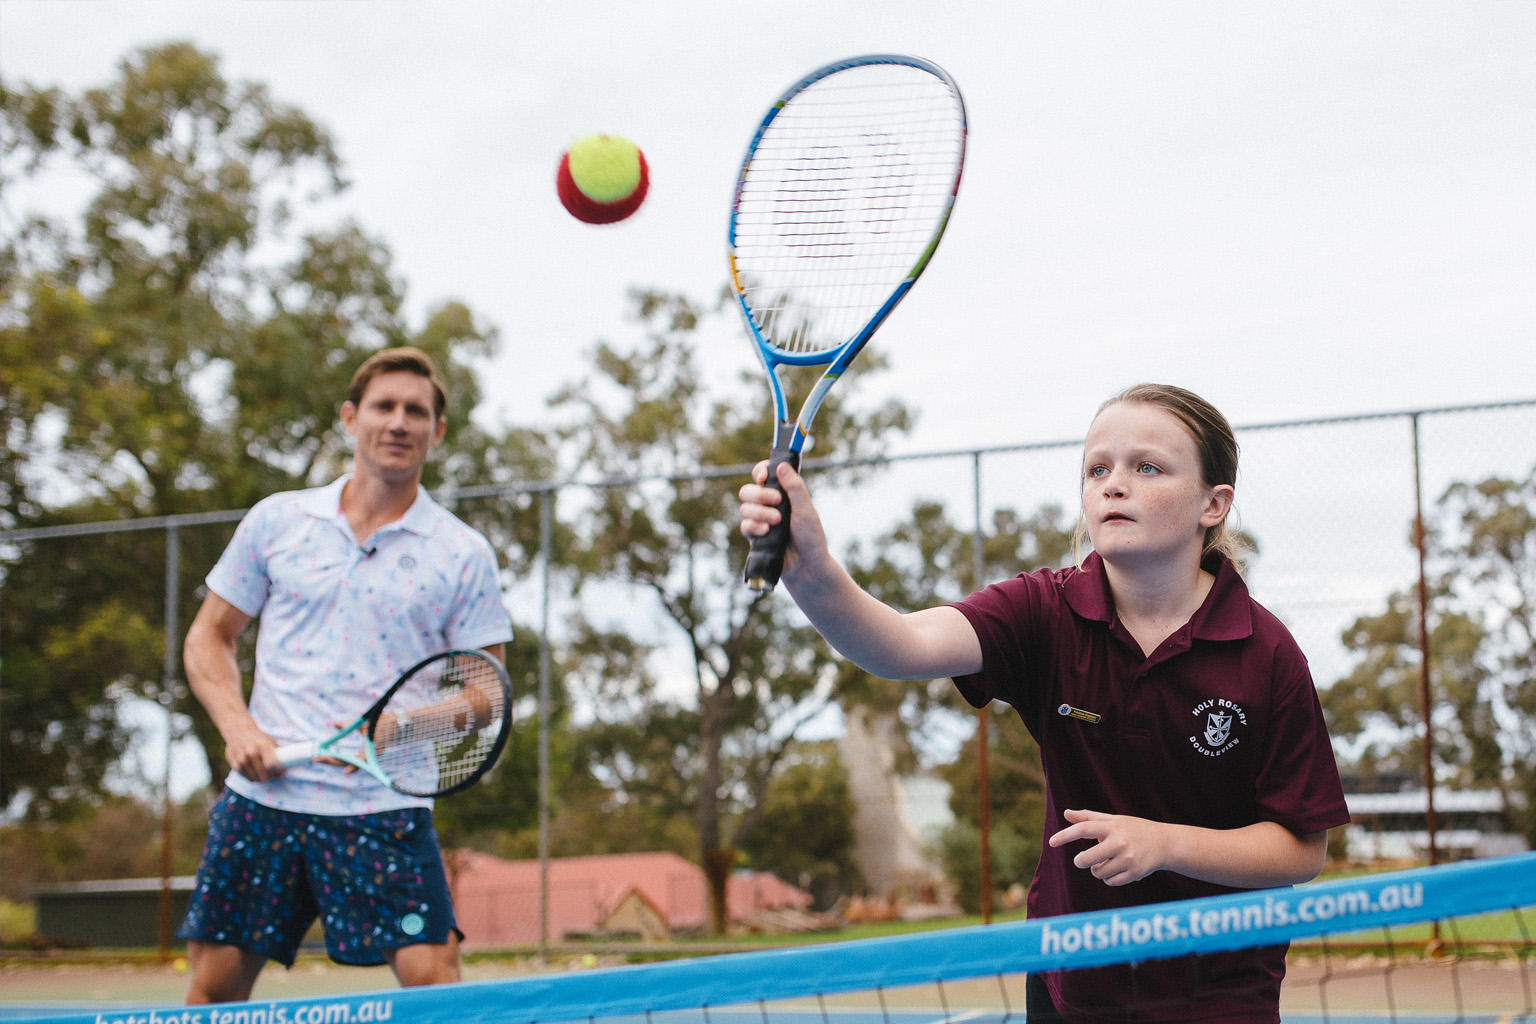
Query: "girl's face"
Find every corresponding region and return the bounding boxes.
[1081,402,1233,572]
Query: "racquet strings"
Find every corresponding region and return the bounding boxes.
[733,62,966,357]
[374,652,506,796]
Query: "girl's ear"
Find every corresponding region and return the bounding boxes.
[1201,484,1236,528]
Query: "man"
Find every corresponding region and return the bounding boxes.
[179,348,511,1002]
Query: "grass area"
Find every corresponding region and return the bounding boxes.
[683,908,1031,947]
[1299,907,1531,946]
[0,900,36,945]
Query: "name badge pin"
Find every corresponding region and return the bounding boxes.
[1057,703,1102,724]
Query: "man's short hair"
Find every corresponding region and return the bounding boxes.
[347,347,448,420]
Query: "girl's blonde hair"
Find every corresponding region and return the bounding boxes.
[1074,383,1248,569]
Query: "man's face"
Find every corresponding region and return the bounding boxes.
[339,370,446,482]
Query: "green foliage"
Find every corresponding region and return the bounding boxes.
[0,791,212,899]
[548,287,913,930]
[430,628,552,851]
[1324,586,1497,786]
[843,497,1070,903]
[844,500,1075,736]
[1324,465,1536,845]
[0,898,35,944]
[937,821,1035,916]
[937,703,1046,912]
[739,742,863,910]
[0,42,543,819]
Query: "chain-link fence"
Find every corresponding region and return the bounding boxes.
[3,397,1534,802]
[811,398,1536,692]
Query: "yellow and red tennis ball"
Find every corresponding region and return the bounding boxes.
[556,134,649,224]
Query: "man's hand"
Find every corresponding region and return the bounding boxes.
[226,724,284,782]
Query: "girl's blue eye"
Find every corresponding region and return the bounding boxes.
[1139,463,1159,474]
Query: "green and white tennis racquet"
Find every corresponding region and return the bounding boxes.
[274,649,512,798]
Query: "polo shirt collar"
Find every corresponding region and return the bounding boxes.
[297,474,440,537]
[1063,550,1253,642]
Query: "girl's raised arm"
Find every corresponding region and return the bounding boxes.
[739,461,983,681]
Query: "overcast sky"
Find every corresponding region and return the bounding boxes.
[5,0,1534,457]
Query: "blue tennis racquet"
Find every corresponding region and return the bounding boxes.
[730,55,968,592]
[274,649,512,798]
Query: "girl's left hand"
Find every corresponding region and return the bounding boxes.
[1048,808,1170,886]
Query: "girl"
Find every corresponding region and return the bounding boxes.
[737,384,1348,1023]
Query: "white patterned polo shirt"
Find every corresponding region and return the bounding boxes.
[207,475,513,815]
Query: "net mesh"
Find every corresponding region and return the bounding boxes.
[731,60,966,356]
[13,853,1532,1024]
[372,651,509,797]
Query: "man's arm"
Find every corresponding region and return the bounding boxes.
[372,643,509,752]
[183,592,278,781]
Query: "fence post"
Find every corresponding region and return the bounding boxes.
[538,487,553,961]
[972,451,992,924]
[1410,415,1440,871]
[159,520,180,961]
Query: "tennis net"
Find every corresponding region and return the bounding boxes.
[15,851,1534,1024]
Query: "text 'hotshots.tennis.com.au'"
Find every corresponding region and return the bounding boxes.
[93,999,395,1024]
[1039,880,1426,956]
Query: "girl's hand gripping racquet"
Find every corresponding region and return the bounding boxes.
[730,55,968,591]
[274,649,512,798]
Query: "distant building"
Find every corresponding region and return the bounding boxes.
[31,876,195,948]
[448,850,811,947]
[1344,787,1528,862]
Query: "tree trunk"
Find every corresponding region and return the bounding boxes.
[703,845,735,935]
[697,667,733,933]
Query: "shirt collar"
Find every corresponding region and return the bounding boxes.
[1063,550,1253,641]
[297,474,440,537]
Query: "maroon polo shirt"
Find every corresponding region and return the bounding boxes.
[951,552,1348,1023]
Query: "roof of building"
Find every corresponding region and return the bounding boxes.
[449,849,811,944]
[1345,788,1509,814]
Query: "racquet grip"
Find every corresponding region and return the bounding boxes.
[274,740,319,767]
[743,427,801,592]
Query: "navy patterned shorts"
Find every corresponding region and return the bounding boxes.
[177,789,460,967]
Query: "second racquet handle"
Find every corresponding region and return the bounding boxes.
[744,426,801,592]
[274,740,319,767]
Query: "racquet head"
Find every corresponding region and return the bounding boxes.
[729,55,968,369]
[368,649,512,798]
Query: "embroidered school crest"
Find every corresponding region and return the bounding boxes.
[1204,712,1232,747]
[1189,698,1246,757]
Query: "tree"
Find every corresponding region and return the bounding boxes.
[0,790,214,900]
[549,287,912,932]
[739,741,862,910]
[0,43,541,819]
[1322,587,1497,788]
[845,498,1072,908]
[1323,465,1536,845]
